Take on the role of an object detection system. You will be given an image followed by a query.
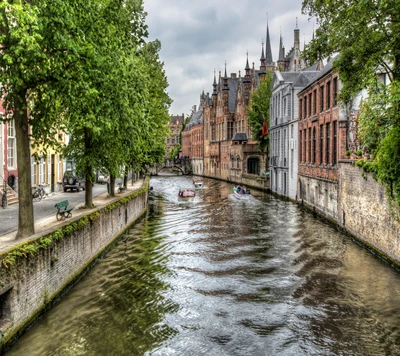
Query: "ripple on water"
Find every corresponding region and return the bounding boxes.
[7,176,400,356]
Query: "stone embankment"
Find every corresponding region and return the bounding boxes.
[0,179,149,351]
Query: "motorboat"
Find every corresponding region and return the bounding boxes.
[233,185,251,199]
[178,188,196,200]
[193,179,204,189]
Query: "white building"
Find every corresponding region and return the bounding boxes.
[270,69,319,199]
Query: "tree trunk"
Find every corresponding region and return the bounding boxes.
[110,174,116,196]
[123,166,128,188]
[15,89,35,239]
[84,127,93,208]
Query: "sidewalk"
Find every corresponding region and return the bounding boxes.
[0,179,146,253]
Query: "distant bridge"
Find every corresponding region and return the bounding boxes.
[150,159,192,176]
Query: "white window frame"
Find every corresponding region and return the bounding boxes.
[31,156,37,186]
[38,157,45,185]
[7,120,16,169]
[47,154,51,184]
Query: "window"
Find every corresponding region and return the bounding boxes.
[308,128,311,163]
[291,149,294,178]
[31,156,37,186]
[313,127,316,164]
[299,130,302,162]
[308,93,312,117]
[291,124,293,138]
[320,125,324,165]
[313,89,317,114]
[7,120,16,168]
[333,121,337,165]
[320,85,324,112]
[58,155,62,181]
[326,123,330,164]
[299,99,302,119]
[304,96,307,118]
[47,154,51,185]
[247,158,260,175]
[333,77,338,106]
[327,81,331,109]
[39,157,45,185]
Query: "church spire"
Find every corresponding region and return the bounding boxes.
[260,39,266,62]
[265,16,273,66]
[278,28,285,61]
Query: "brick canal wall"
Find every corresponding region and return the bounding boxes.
[0,183,149,350]
[339,162,400,264]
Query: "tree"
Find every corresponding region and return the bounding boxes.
[0,0,95,238]
[302,0,400,209]
[246,74,273,152]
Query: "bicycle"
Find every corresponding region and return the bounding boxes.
[1,182,7,209]
[33,184,45,202]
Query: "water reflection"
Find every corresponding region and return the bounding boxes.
[8,176,400,355]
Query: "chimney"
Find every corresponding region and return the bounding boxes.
[231,73,237,78]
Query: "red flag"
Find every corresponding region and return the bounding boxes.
[261,120,268,137]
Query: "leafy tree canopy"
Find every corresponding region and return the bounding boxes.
[246,74,272,151]
[302,0,400,209]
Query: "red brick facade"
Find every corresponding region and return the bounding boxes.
[298,67,341,182]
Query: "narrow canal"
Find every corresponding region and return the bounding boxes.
[8,177,400,355]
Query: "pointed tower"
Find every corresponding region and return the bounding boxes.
[223,62,229,114]
[277,29,286,71]
[265,20,274,69]
[259,40,266,81]
[293,17,301,71]
[243,53,252,106]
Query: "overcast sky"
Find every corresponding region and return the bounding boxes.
[143,0,315,117]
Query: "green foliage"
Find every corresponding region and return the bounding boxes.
[168,144,181,159]
[302,0,400,102]
[246,74,273,151]
[302,0,400,209]
[0,0,171,228]
[0,179,149,269]
[374,126,400,207]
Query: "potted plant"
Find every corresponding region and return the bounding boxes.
[345,150,351,159]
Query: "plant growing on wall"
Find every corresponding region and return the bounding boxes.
[302,0,400,210]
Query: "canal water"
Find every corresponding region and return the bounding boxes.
[7,177,400,355]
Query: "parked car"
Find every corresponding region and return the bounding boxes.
[63,170,85,192]
[97,172,109,184]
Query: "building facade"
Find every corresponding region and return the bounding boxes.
[297,59,345,220]
[270,69,319,199]
[166,113,184,157]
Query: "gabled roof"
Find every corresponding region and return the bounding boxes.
[292,71,319,88]
[298,57,337,93]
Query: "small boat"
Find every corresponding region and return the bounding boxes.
[178,188,196,200]
[193,179,204,189]
[233,185,251,199]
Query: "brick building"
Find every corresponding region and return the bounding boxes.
[166,113,184,156]
[297,59,345,220]
[181,99,205,175]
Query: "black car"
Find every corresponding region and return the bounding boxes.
[63,170,85,192]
